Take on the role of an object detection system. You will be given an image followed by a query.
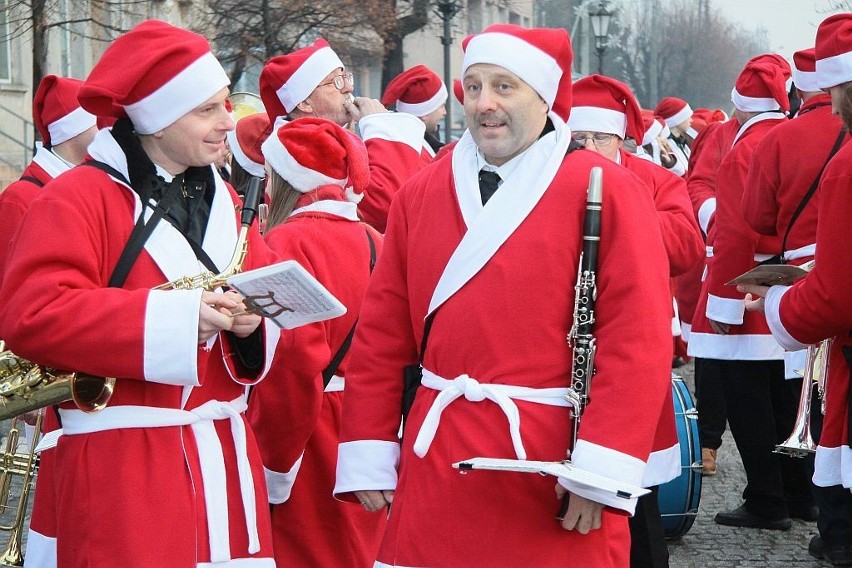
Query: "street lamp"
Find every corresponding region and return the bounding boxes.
[435,0,461,143]
[588,1,614,75]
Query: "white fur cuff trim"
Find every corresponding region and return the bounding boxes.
[558,440,645,514]
[334,440,400,496]
[265,455,303,504]
[24,530,57,568]
[765,285,808,351]
[358,112,426,153]
[706,294,745,325]
[144,289,203,385]
[813,445,852,488]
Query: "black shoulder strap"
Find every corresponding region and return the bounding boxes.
[81,160,183,288]
[20,175,45,187]
[782,127,848,257]
[321,229,378,388]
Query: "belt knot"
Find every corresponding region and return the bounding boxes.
[455,374,486,402]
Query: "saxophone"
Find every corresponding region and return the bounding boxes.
[0,177,264,421]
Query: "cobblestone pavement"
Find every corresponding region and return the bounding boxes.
[669,361,825,568]
[0,361,834,566]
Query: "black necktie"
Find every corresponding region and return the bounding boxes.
[478,170,501,205]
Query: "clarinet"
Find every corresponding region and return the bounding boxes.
[566,166,603,452]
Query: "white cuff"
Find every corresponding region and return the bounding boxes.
[334,440,400,496]
[358,112,426,153]
[143,289,203,385]
[557,440,645,514]
[765,285,808,351]
[698,198,716,235]
[265,454,303,504]
[706,294,745,325]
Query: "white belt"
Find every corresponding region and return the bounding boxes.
[413,369,572,460]
[783,243,816,262]
[325,375,345,393]
[60,397,259,563]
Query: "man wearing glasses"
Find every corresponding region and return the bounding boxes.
[568,73,703,568]
[260,39,426,232]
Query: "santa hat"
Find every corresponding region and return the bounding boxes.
[461,24,573,122]
[731,53,792,112]
[568,74,644,140]
[77,20,229,135]
[261,117,369,202]
[260,40,345,121]
[226,113,270,179]
[640,110,664,147]
[792,48,820,92]
[32,75,96,147]
[654,97,692,128]
[381,65,447,117]
[815,13,852,89]
[453,79,464,104]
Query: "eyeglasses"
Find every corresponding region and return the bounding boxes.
[318,72,355,91]
[572,132,618,147]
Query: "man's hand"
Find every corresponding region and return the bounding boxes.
[221,290,262,338]
[344,97,389,123]
[709,319,731,335]
[555,484,603,534]
[738,284,770,313]
[198,291,237,343]
[354,489,394,512]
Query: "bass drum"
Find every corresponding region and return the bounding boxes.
[658,375,702,539]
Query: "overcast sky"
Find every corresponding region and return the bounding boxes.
[711,0,842,58]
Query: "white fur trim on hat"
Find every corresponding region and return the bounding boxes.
[261,133,345,193]
[396,83,448,117]
[816,50,852,89]
[462,32,560,109]
[662,104,692,128]
[642,120,663,146]
[47,106,96,146]
[276,47,344,114]
[730,87,782,112]
[226,129,265,178]
[793,68,821,93]
[568,106,627,138]
[124,52,230,135]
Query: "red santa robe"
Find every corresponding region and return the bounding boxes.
[246,186,386,567]
[677,119,739,340]
[764,140,852,488]
[0,144,77,567]
[742,94,848,376]
[357,113,427,233]
[620,148,704,486]
[0,129,280,568]
[688,113,786,360]
[334,121,673,567]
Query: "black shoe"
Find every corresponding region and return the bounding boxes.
[714,505,792,530]
[789,503,819,522]
[810,536,852,566]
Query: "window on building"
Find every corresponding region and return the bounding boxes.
[0,0,11,82]
[509,11,520,25]
[468,0,482,33]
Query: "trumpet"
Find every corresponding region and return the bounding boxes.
[774,338,832,457]
[0,411,43,566]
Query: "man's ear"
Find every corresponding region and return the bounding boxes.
[295,99,313,114]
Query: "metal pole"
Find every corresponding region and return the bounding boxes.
[442,15,453,143]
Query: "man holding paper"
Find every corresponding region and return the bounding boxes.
[0,20,279,567]
[333,24,672,567]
